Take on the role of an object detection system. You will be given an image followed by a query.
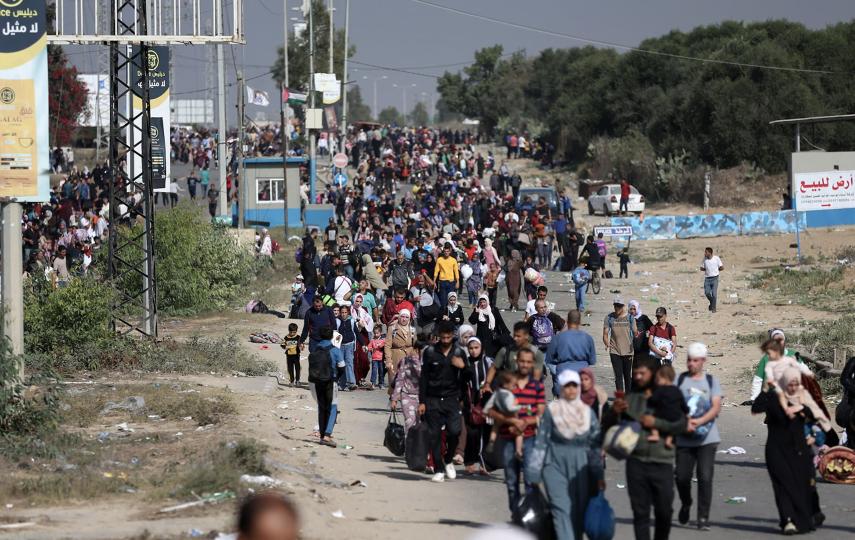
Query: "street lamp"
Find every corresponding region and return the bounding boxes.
[393,82,417,117]
[363,74,387,119]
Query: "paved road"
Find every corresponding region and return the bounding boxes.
[262,262,855,540]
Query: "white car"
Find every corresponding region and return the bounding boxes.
[587,184,645,215]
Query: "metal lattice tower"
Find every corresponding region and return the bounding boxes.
[49,0,244,337]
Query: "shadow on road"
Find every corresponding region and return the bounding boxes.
[361,516,486,528]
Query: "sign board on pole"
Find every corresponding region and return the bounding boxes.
[333,153,348,169]
[129,45,170,191]
[793,170,855,211]
[0,0,50,201]
[334,172,347,188]
[313,73,338,92]
[306,108,323,130]
[593,226,633,237]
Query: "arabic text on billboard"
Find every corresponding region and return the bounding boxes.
[794,170,855,211]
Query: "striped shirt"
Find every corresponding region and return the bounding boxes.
[500,378,545,440]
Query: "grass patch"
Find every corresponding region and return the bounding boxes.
[836,245,855,263]
[5,469,131,504]
[165,439,269,499]
[26,335,275,377]
[749,266,851,311]
[736,331,768,345]
[62,383,237,428]
[791,314,855,369]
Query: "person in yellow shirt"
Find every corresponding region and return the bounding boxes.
[434,242,461,308]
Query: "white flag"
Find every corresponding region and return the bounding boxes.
[246,86,270,107]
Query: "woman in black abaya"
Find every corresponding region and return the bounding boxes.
[751,367,823,535]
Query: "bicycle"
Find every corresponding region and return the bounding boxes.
[587,270,601,295]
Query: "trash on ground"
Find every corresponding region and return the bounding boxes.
[0,522,36,530]
[331,510,345,519]
[718,446,747,455]
[725,496,747,504]
[350,480,367,487]
[116,422,134,432]
[100,396,146,415]
[616,483,625,489]
[158,491,236,513]
[240,474,282,487]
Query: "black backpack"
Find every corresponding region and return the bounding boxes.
[308,346,333,383]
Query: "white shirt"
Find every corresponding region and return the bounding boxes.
[525,299,537,317]
[702,256,723,277]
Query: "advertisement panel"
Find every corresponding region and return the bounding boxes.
[0,0,49,201]
[793,170,855,211]
[128,45,170,192]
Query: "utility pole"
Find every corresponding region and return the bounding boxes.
[282,0,290,229]
[216,5,228,217]
[340,0,349,141]
[1,202,24,365]
[327,0,334,159]
[237,70,246,228]
[309,2,317,204]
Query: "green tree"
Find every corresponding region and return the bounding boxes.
[378,106,404,126]
[346,85,373,122]
[46,4,87,146]
[271,0,355,93]
[408,102,429,126]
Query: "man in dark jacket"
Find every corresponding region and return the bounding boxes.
[300,296,336,353]
[419,321,468,483]
[602,356,687,540]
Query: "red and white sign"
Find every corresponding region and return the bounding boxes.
[794,170,855,211]
[333,152,348,169]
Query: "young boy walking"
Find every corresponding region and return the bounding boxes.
[282,323,302,385]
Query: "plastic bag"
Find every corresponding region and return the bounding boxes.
[512,485,555,540]
[584,493,615,540]
[405,422,430,471]
[603,421,641,461]
[383,411,406,457]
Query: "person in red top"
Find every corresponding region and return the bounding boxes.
[488,347,546,514]
[381,287,415,326]
[620,179,632,215]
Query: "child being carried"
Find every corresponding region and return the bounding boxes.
[646,365,688,449]
[484,371,523,459]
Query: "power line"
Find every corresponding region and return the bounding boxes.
[407,0,840,75]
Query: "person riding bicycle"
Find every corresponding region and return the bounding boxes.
[583,235,602,275]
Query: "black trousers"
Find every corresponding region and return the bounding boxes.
[287,354,301,382]
[463,418,489,467]
[425,396,462,468]
[627,459,675,540]
[610,353,633,392]
[314,380,334,437]
[675,443,718,521]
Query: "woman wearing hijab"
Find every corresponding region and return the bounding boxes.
[579,367,610,420]
[628,300,654,362]
[390,348,423,434]
[468,294,510,357]
[442,292,465,330]
[751,366,825,534]
[506,249,523,311]
[384,309,416,392]
[527,370,603,540]
[352,294,375,383]
[463,336,493,475]
[483,238,502,269]
[457,323,476,348]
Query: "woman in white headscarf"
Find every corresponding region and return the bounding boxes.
[384,308,416,392]
[351,293,374,333]
[442,291,465,329]
[468,294,509,357]
[482,238,502,269]
[527,370,603,540]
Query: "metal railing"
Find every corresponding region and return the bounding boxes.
[48,0,244,44]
